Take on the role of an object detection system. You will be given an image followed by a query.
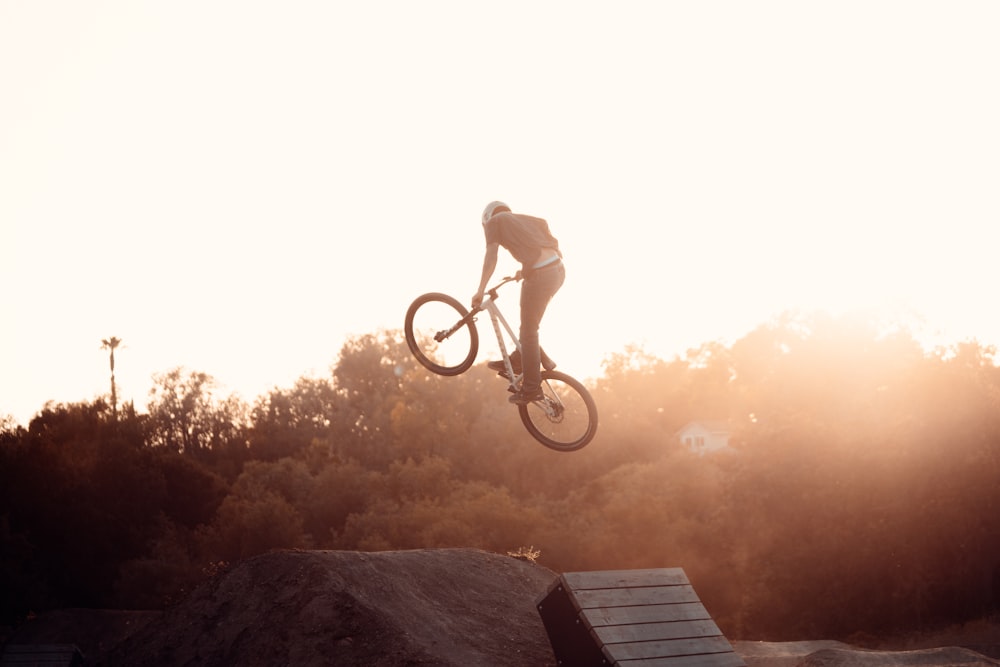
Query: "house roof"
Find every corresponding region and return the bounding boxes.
[674,420,730,437]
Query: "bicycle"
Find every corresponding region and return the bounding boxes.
[404,275,598,452]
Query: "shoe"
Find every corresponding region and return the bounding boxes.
[488,348,558,374]
[488,349,522,375]
[509,388,544,405]
[487,359,519,374]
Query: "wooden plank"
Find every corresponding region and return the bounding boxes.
[592,618,723,645]
[562,568,689,590]
[574,584,701,609]
[604,636,736,661]
[584,602,713,626]
[613,650,748,667]
[1,644,83,666]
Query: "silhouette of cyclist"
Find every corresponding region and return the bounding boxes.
[472,201,565,404]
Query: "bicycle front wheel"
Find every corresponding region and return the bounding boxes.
[518,370,598,452]
[404,292,479,376]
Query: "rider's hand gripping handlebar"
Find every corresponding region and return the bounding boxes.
[472,274,521,313]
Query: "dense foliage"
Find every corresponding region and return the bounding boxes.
[3,315,1000,641]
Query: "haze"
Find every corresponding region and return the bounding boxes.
[2,1,998,425]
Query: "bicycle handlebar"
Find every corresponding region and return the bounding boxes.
[471,274,521,313]
[491,274,521,291]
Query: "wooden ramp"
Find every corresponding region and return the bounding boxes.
[536,568,744,667]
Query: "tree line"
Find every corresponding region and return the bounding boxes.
[2,312,1000,641]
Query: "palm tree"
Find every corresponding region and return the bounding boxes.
[101,337,122,420]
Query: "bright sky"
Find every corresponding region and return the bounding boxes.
[2,1,998,426]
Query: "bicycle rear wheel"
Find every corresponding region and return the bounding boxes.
[518,370,598,451]
[404,292,479,376]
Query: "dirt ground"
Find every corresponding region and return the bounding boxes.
[4,549,1000,666]
[7,549,560,666]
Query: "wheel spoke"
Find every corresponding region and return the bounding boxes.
[404,293,478,376]
[519,371,597,451]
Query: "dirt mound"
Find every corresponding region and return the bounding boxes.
[736,640,856,667]
[796,646,1000,667]
[736,642,1000,667]
[3,609,160,663]
[109,548,558,666]
[6,549,1000,666]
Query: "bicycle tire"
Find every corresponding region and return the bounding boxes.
[518,370,598,451]
[404,292,479,376]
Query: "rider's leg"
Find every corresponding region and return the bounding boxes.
[517,263,565,395]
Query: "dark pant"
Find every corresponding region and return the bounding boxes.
[519,262,566,392]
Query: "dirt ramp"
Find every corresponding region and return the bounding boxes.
[110,548,558,667]
[796,647,1000,667]
[736,640,854,667]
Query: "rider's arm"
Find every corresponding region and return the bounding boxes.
[472,242,500,307]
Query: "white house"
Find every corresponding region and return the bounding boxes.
[675,421,731,454]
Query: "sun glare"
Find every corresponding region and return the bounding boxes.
[1,2,997,425]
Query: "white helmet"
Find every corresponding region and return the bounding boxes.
[482,201,510,225]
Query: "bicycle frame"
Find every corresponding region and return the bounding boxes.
[471,277,522,391]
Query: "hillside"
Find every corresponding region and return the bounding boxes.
[4,549,999,666]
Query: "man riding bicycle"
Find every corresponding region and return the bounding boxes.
[472,201,565,405]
